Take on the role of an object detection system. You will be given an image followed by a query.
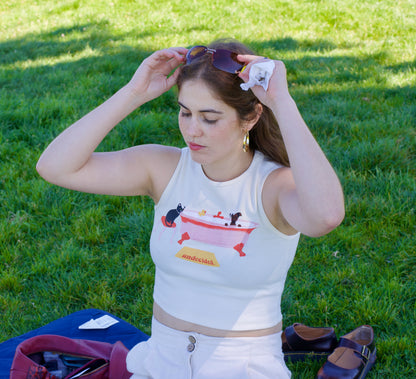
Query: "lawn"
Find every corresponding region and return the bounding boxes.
[1,0,415,377]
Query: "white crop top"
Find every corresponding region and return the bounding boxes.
[150,148,300,331]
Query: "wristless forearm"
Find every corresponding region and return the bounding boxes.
[271,96,344,229]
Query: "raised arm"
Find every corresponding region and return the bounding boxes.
[238,56,345,237]
[36,47,187,199]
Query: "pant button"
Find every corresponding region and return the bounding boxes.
[187,343,195,352]
[189,336,196,344]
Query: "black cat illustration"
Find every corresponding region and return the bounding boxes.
[229,212,242,226]
[225,212,241,226]
[162,203,185,228]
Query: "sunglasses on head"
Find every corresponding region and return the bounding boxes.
[186,45,245,74]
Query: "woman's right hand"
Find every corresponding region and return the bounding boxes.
[36,47,187,198]
[127,47,188,103]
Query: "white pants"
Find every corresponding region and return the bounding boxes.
[126,318,291,379]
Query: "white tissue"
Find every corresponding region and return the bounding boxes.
[78,315,119,329]
[240,60,275,91]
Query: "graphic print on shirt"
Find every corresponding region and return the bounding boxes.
[175,246,220,267]
[161,204,258,260]
[161,203,185,227]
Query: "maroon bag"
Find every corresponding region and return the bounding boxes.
[10,334,131,379]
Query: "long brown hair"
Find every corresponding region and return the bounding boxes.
[177,39,289,167]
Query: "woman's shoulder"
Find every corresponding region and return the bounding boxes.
[140,144,182,202]
[256,151,298,235]
[141,143,182,159]
[129,143,181,172]
[253,150,285,174]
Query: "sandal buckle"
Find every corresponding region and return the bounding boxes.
[361,345,370,360]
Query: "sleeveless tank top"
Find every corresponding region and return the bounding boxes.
[150,148,300,330]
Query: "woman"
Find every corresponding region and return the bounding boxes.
[37,39,345,378]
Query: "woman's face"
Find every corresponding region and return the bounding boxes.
[178,79,251,181]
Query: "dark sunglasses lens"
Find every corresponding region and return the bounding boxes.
[212,49,244,73]
[186,46,207,63]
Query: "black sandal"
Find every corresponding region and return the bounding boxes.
[316,325,376,379]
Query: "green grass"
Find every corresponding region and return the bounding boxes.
[1,0,415,377]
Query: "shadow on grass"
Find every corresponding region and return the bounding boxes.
[0,21,155,66]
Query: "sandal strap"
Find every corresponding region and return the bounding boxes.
[339,337,371,360]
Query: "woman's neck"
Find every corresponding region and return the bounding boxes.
[201,149,254,182]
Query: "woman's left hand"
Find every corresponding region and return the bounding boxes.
[237,55,291,108]
[239,55,345,238]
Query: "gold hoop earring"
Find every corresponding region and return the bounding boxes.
[243,131,250,152]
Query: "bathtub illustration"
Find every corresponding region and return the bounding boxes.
[177,210,257,257]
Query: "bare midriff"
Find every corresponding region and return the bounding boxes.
[153,302,282,338]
